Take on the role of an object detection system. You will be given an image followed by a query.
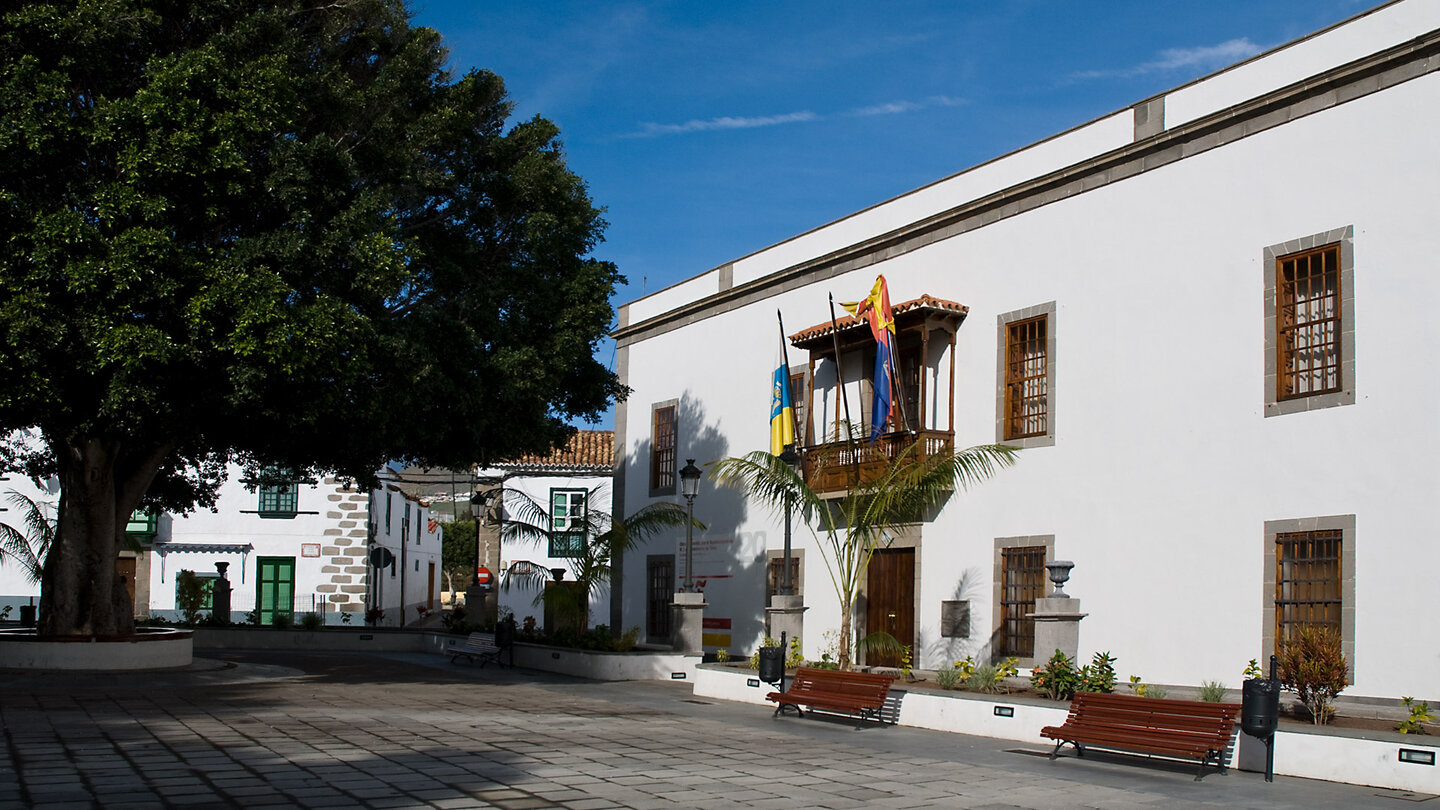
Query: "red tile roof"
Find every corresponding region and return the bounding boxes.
[496,430,614,472]
[789,294,969,344]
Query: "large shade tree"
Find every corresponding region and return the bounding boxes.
[0,0,625,637]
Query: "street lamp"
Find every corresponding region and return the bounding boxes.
[777,445,800,596]
[469,489,500,587]
[679,458,702,591]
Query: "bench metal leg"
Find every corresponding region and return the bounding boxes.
[1048,740,1083,760]
[772,702,803,718]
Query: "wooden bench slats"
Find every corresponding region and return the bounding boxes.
[1040,692,1241,780]
[766,667,896,729]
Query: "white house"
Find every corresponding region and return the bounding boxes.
[611,0,1440,701]
[480,430,615,632]
[147,469,443,627]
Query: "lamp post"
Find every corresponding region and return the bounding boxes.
[777,445,800,596]
[469,489,501,582]
[467,488,500,623]
[679,458,702,591]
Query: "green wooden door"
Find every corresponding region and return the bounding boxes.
[256,557,295,626]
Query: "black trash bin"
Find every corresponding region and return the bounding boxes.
[18,604,35,628]
[758,646,784,685]
[1241,678,1280,739]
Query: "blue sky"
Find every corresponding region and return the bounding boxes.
[410,0,1373,426]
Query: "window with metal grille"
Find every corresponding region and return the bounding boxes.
[650,404,676,493]
[646,556,674,642]
[549,488,587,557]
[1277,244,1341,400]
[258,467,298,518]
[1000,546,1045,658]
[1275,529,1342,647]
[1004,316,1048,440]
[766,555,800,606]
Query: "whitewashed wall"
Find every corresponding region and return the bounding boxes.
[617,4,1440,701]
[497,473,614,631]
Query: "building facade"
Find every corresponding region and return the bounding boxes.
[611,0,1440,699]
[147,470,443,626]
[478,430,615,632]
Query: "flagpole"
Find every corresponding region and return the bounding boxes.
[889,338,910,433]
[828,294,862,487]
[777,310,802,447]
[776,309,799,598]
[827,294,854,443]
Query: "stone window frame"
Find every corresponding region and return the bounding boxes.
[649,399,679,498]
[1261,514,1356,681]
[991,534,1055,667]
[995,302,1056,447]
[765,548,805,605]
[1264,226,1355,417]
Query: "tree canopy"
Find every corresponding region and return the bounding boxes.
[0,0,625,637]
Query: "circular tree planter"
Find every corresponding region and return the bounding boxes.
[0,627,193,670]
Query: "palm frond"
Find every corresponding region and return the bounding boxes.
[0,490,52,583]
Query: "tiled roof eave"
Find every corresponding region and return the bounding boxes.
[789,295,969,345]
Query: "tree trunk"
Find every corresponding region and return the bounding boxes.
[838,594,854,671]
[37,434,171,638]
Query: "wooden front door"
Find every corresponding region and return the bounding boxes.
[865,548,914,668]
[427,561,436,609]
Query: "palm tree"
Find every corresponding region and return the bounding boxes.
[712,439,1017,670]
[0,489,54,584]
[499,486,696,633]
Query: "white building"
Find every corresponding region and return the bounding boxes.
[611,0,1440,700]
[148,470,443,627]
[481,430,615,632]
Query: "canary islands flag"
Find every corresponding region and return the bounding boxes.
[770,362,795,456]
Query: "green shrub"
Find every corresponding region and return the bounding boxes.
[615,626,642,652]
[1031,650,1080,701]
[1127,674,1165,699]
[935,667,961,690]
[299,612,323,631]
[966,663,1003,694]
[174,570,206,625]
[271,612,293,630]
[1276,626,1348,725]
[1077,652,1117,694]
[1398,697,1434,735]
[1198,680,1228,702]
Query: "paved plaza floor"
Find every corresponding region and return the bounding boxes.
[0,649,1429,809]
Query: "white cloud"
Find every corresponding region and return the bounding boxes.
[1072,37,1263,80]
[625,94,967,138]
[628,111,819,137]
[852,100,924,117]
[848,95,967,117]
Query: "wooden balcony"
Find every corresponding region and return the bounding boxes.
[801,429,955,495]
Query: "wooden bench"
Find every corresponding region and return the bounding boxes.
[1040,692,1242,780]
[765,667,896,729]
[448,632,506,667]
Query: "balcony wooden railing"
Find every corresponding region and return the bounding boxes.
[801,429,955,495]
